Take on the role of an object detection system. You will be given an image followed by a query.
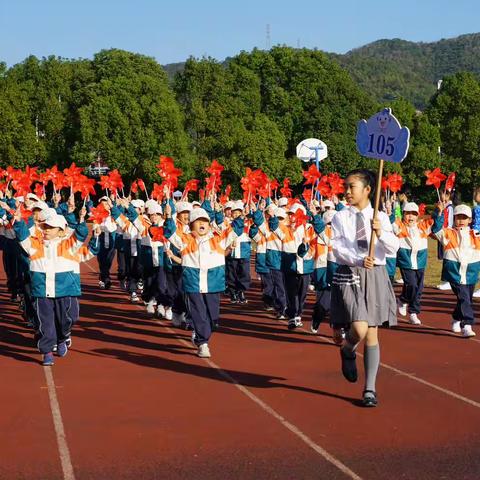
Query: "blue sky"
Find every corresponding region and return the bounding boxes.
[1,0,479,66]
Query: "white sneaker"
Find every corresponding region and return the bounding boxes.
[473,289,480,298]
[462,325,476,337]
[394,278,404,285]
[198,343,211,358]
[295,316,303,327]
[98,280,106,289]
[409,313,421,325]
[437,282,451,291]
[452,320,462,333]
[310,325,318,334]
[156,304,165,318]
[165,308,173,321]
[146,300,155,315]
[398,302,408,317]
[308,284,315,292]
[130,292,139,303]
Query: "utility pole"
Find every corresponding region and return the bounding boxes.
[266,24,271,50]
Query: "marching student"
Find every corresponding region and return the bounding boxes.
[163,202,243,358]
[436,190,454,291]
[471,186,480,298]
[13,207,100,366]
[226,201,251,304]
[253,204,288,319]
[269,203,317,330]
[96,197,117,290]
[331,169,399,407]
[392,202,435,325]
[310,209,334,334]
[432,203,480,337]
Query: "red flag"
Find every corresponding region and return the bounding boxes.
[130,180,138,194]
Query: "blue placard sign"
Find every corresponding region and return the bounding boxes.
[356,108,410,163]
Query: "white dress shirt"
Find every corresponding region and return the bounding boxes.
[331,204,399,267]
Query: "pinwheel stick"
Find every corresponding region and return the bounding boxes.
[368,159,384,258]
[436,187,442,203]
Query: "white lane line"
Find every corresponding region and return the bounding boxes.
[43,367,76,480]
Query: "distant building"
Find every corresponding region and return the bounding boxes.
[87,158,109,177]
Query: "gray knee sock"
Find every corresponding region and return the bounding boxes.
[364,344,380,392]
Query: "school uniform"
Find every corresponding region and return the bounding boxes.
[97,216,117,286]
[255,212,287,316]
[163,212,241,346]
[330,204,399,327]
[393,217,434,315]
[249,222,274,308]
[13,219,98,354]
[432,211,480,327]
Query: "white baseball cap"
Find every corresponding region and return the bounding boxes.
[38,208,58,223]
[232,200,244,211]
[225,201,235,210]
[145,199,159,209]
[99,196,109,202]
[323,200,335,209]
[192,201,201,208]
[147,203,163,215]
[131,199,145,209]
[278,197,288,207]
[43,213,67,230]
[26,193,40,201]
[176,201,192,214]
[31,201,49,211]
[403,202,419,214]
[453,205,472,218]
[274,207,287,219]
[189,208,210,223]
[288,203,306,215]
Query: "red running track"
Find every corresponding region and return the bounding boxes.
[1,257,480,480]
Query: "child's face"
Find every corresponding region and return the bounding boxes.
[224,208,232,218]
[441,191,451,203]
[177,212,190,224]
[232,210,242,219]
[403,212,418,226]
[32,209,43,222]
[149,213,161,224]
[475,191,480,204]
[344,175,371,207]
[190,219,210,236]
[41,224,62,240]
[454,214,470,228]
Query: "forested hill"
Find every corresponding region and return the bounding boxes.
[333,33,480,108]
[163,33,480,109]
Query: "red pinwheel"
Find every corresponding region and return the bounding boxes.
[224,185,232,198]
[63,163,84,192]
[149,226,167,243]
[79,178,96,200]
[316,176,331,198]
[425,168,447,201]
[157,156,182,198]
[151,183,164,201]
[89,204,109,224]
[388,173,403,193]
[19,204,33,223]
[381,176,390,192]
[108,169,124,195]
[270,179,279,197]
[182,179,200,200]
[130,180,139,194]
[199,189,205,202]
[34,183,45,198]
[445,172,456,192]
[44,166,65,192]
[205,160,224,199]
[328,173,345,196]
[137,179,147,195]
[302,188,313,204]
[0,182,7,193]
[418,203,426,216]
[206,159,224,176]
[425,168,447,190]
[280,178,292,198]
[302,164,321,186]
[292,208,309,227]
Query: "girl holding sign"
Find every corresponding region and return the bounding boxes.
[330,169,399,407]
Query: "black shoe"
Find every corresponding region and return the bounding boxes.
[340,347,358,383]
[288,319,297,330]
[362,390,378,407]
[238,291,248,304]
[229,291,238,304]
[105,280,112,290]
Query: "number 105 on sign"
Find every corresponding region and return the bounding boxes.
[367,134,395,157]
